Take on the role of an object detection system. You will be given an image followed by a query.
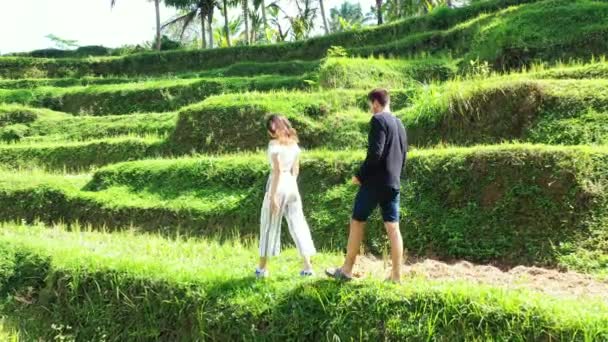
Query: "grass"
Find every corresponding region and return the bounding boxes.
[0,0,537,78]
[318,56,457,88]
[0,75,308,115]
[1,74,608,171]
[1,222,606,341]
[0,60,321,90]
[2,0,608,79]
[399,76,608,146]
[0,144,607,271]
[1,1,608,339]
[0,136,166,171]
[0,104,176,144]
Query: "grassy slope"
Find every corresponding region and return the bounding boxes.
[0,137,165,171]
[0,0,537,78]
[1,73,608,171]
[1,145,607,271]
[401,77,608,146]
[1,223,606,341]
[0,75,308,115]
[0,1,607,338]
[0,104,175,144]
[3,0,608,79]
[0,60,321,89]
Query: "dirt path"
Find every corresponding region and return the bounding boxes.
[351,255,608,301]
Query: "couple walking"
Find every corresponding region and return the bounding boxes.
[255,88,408,283]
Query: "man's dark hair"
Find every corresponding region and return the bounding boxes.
[368,88,390,107]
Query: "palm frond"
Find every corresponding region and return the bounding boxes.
[162,10,199,39]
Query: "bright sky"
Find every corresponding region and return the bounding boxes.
[0,0,375,54]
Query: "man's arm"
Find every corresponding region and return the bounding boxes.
[356,117,386,183]
[399,120,408,178]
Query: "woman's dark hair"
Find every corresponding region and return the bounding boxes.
[266,114,299,144]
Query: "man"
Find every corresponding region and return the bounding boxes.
[326,88,408,283]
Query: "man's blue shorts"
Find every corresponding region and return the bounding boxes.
[352,185,400,223]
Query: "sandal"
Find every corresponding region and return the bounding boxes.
[255,267,269,279]
[384,277,401,284]
[325,267,353,282]
[300,269,315,277]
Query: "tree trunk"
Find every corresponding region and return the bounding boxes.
[208,10,214,48]
[261,0,268,37]
[223,0,231,46]
[394,0,399,18]
[446,0,452,8]
[319,0,329,35]
[376,0,383,25]
[243,0,250,44]
[155,0,162,50]
[201,12,207,49]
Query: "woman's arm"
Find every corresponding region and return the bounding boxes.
[270,153,281,213]
[292,155,300,177]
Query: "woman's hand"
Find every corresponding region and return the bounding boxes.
[271,195,280,215]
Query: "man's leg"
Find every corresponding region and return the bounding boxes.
[384,221,403,282]
[381,188,403,282]
[327,186,374,280]
[341,219,366,277]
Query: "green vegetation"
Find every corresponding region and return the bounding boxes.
[318,56,457,88]
[401,77,608,146]
[0,138,164,171]
[0,104,175,144]
[0,60,321,89]
[3,0,608,338]
[3,73,608,170]
[3,0,608,79]
[1,223,606,341]
[0,75,308,115]
[170,90,371,153]
[1,145,607,272]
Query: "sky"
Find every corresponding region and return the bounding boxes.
[0,0,375,54]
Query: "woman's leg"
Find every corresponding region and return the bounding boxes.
[258,257,268,270]
[285,194,316,270]
[259,192,286,268]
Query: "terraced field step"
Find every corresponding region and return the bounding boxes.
[1,223,606,341]
[2,76,608,172]
[2,0,607,78]
[1,144,607,270]
[0,137,165,171]
[0,60,322,89]
[0,75,309,115]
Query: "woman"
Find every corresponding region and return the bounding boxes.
[256,114,316,278]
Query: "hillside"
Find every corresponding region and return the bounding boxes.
[1,0,608,340]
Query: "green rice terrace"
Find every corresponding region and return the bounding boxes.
[1,0,608,340]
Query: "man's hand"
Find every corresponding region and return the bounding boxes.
[352,176,361,186]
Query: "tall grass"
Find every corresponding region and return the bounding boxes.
[1,222,607,340]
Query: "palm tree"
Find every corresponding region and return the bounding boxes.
[214,16,242,46]
[254,0,269,35]
[291,0,317,40]
[111,0,162,50]
[163,0,215,49]
[242,0,250,44]
[329,2,367,32]
[267,3,290,42]
[375,0,383,24]
[222,0,231,46]
[319,0,329,34]
[249,9,263,43]
[202,0,216,47]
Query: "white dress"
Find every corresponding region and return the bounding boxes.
[259,141,316,257]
